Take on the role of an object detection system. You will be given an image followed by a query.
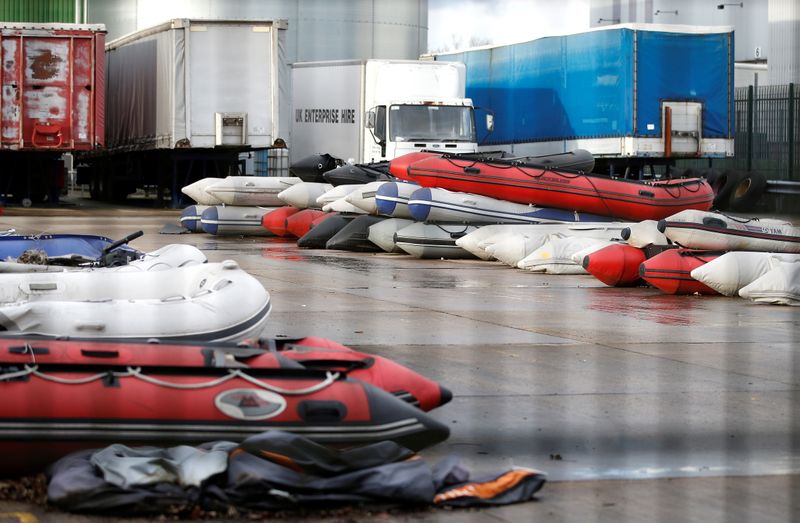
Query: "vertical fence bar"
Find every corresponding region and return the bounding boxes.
[747,85,754,172]
[789,83,795,181]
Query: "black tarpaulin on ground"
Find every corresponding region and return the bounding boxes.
[47,431,546,514]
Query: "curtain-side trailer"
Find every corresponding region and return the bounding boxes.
[84,19,288,203]
[433,24,735,176]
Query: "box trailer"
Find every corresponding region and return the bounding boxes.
[0,22,106,204]
[290,59,478,165]
[87,19,288,202]
[433,24,735,173]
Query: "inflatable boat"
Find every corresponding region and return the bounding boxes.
[201,206,278,236]
[367,218,415,253]
[0,233,141,264]
[261,206,301,236]
[739,261,800,305]
[620,220,669,248]
[326,215,386,252]
[289,153,342,183]
[689,251,800,296]
[455,223,631,260]
[297,214,356,249]
[204,176,302,207]
[322,162,392,186]
[394,223,477,259]
[658,210,800,253]
[321,196,368,214]
[390,151,714,222]
[517,236,612,274]
[316,184,363,208]
[0,335,449,476]
[181,177,224,205]
[0,260,271,341]
[582,243,647,287]
[286,209,329,238]
[179,205,210,232]
[278,182,333,209]
[408,186,613,225]
[344,181,389,214]
[639,249,721,294]
[270,338,452,412]
[374,181,420,218]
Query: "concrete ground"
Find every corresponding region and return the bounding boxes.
[0,202,797,522]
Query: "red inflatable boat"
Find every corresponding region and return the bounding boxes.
[582,243,647,287]
[639,249,721,295]
[285,209,329,238]
[390,152,714,222]
[0,336,450,476]
[261,206,300,236]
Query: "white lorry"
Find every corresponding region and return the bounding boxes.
[290,59,478,165]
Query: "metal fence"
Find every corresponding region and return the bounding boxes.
[678,83,799,182]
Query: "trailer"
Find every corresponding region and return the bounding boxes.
[432,24,735,176]
[0,22,106,205]
[84,19,288,204]
[290,59,477,165]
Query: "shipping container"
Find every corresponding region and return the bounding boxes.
[0,22,105,205]
[433,24,735,173]
[0,22,105,152]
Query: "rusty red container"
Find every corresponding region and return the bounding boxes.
[0,22,106,152]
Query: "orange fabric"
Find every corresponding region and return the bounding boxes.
[258,450,304,473]
[433,469,534,504]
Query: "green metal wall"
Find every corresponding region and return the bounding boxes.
[0,0,76,23]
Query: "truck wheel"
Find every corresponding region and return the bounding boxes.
[711,169,742,211]
[728,171,767,212]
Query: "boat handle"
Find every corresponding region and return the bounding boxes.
[638,190,655,198]
[81,349,120,358]
[464,166,480,174]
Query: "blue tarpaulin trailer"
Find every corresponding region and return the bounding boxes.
[432,24,735,172]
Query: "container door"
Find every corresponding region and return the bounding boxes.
[662,101,702,157]
[1,33,23,149]
[188,22,272,148]
[21,35,73,149]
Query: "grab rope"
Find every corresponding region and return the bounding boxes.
[0,363,339,396]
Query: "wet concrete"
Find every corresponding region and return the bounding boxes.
[0,205,798,521]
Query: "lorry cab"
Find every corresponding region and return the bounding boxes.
[366,99,477,162]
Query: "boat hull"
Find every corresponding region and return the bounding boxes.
[640,249,721,294]
[0,335,450,476]
[390,151,714,222]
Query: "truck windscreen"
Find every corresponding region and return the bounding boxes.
[389,105,475,142]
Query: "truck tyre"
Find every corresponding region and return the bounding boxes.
[728,171,767,212]
[711,169,742,211]
[703,169,721,187]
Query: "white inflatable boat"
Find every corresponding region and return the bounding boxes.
[374,182,420,218]
[181,178,224,205]
[278,182,333,209]
[204,176,302,206]
[394,223,478,259]
[200,206,277,236]
[739,261,800,305]
[690,251,800,296]
[0,260,271,341]
[408,186,612,224]
[518,236,614,274]
[367,218,414,253]
[345,181,389,214]
[659,210,800,253]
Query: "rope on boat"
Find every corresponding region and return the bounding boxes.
[0,364,340,395]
